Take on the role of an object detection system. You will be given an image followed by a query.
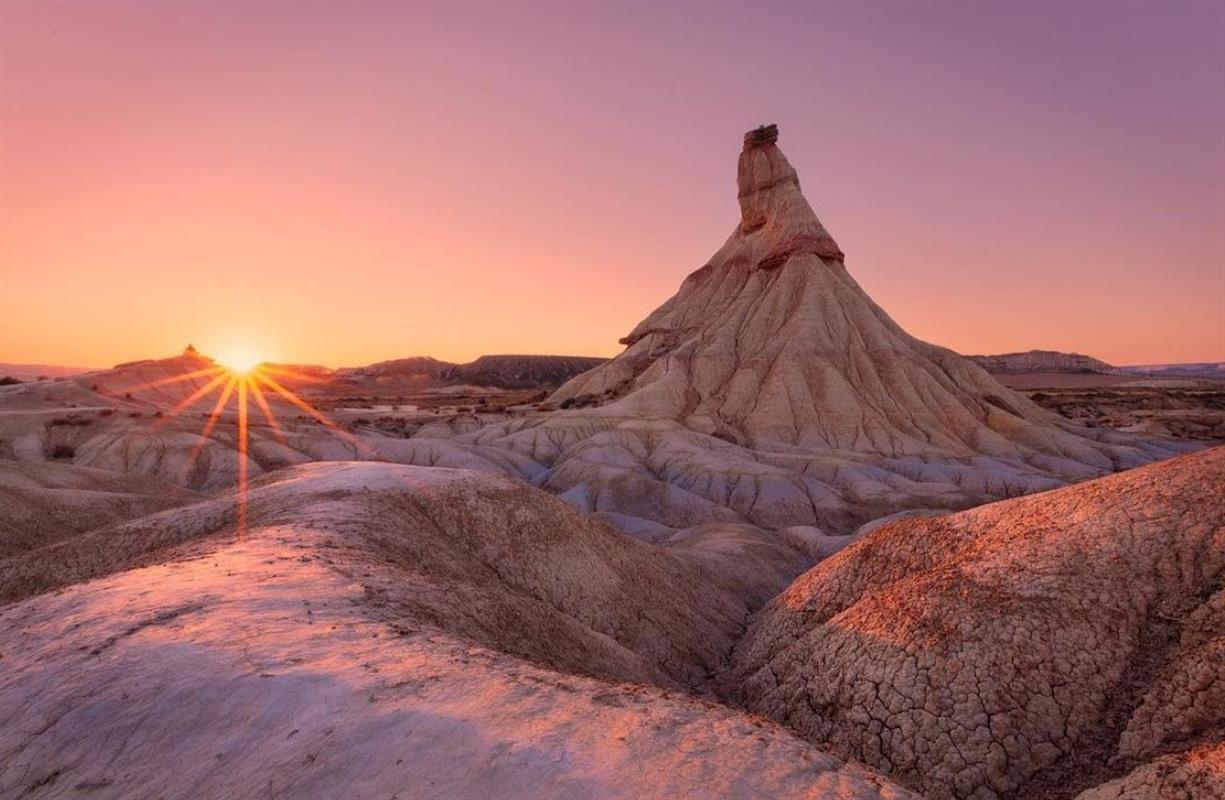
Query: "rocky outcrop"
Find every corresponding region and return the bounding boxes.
[730,447,1225,800]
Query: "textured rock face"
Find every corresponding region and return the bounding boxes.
[1072,743,1225,800]
[737,126,843,261]
[730,447,1225,800]
[0,462,915,800]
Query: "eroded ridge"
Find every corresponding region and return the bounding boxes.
[0,462,915,800]
[730,447,1225,800]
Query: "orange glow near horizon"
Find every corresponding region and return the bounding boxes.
[1,3,1221,368]
[237,379,249,533]
[156,360,360,533]
[214,347,264,376]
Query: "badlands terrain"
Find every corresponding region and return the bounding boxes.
[965,351,1225,444]
[1,127,1221,800]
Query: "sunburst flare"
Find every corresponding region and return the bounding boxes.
[150,355,360,533]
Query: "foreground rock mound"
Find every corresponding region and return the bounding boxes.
[731,447,1225,800]
[0,463,911,800]
[2,462,803,690]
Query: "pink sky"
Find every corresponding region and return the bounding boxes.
[1,1,1222,368]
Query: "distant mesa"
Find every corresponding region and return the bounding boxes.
[0,362,94,381]
[968,349,1124,375]
[1119,361,1225,381]
[341,354,607,390]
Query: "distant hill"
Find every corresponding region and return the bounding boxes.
[967,349,1123,375]
[0,362,96,382]
[452,355,608,389]
[339,354,606,389]
[1119,362,1225,381]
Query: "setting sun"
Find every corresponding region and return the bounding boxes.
[214,348,264,375]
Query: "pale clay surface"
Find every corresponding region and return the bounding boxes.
[0,462,914,800]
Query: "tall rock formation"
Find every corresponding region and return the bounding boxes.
[465,126,1191,531]
[551,125,1089,457]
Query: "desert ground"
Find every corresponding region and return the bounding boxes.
[1,127,1221,800]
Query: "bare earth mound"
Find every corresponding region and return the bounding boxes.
[2,461,804,689]
[0,462,912,800]
[0,460,197,557]
[730,447,1225,800]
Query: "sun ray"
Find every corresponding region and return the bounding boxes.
[184,376,237,481]
[119,365,223,395]
[259,364,333,385]
[249,377,288,446]
[237,377,249,534]
[253,371,379,458]
[151,371,230,430]
[145,354,380,531]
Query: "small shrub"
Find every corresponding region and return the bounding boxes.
[49,416,91,427]
[0,376,21,386]
[98,408,116,417]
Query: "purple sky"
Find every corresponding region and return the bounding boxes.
[1,1,1222,366]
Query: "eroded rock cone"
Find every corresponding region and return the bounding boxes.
[550,127,1150,464]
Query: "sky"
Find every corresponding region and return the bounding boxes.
[1,1,1222,369]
